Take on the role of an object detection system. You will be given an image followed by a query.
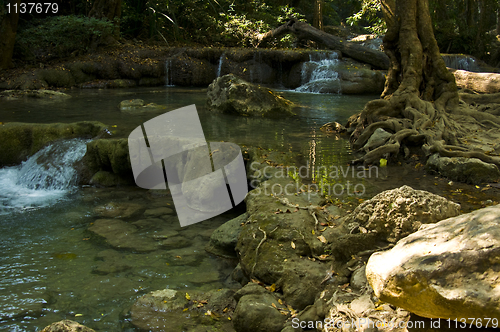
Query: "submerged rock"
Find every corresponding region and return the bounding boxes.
[207,74,295,118]
[366,204,500,320]
[88,219,158,252]
[118,99,167,113]
[205,213,247,258]
[41,320,95,332]
[362,127,392,152]
[130,288,235,332]
[0,89,71,100]
[426,153,500,184]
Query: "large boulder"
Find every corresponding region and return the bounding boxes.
[426,153,500,184]
[337,66,386,94]
[207,74,295,118]
[336,185,461,243]
[366,204,500,321]
[0,121,106,166]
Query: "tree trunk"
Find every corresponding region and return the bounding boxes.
[89,0,121,36]
[257,19,390,69]
[313,0,323,31]
[346,0,500,171]
[0,0,21,70]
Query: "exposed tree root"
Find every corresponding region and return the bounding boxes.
[251,225,279,277]
[345,0,500,173]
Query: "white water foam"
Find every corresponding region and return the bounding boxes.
[0,139,88,214]
[296,52,341,94]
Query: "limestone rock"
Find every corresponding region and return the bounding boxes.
[118,99,166,113]
[88,219,158,252]
[168,52,216,86]
[92,249,132,274]
[362,128,392,152]
[233,284,288,332]
[0,121,106,166]
[338,67,386,94]
[207,74,295,118]
[340,185,461,243]
[130,288,235,331]
[82,138,133,184]
[41,320,95,332]
[0,89,71,100]
[94,202,144,219]
[205,213,247,258]
[366,204,500,320]
[426,153,500,184]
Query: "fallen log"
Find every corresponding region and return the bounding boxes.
[257,18,390,70]
[451,69,500,94]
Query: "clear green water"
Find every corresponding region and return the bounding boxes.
[0,87,496,331]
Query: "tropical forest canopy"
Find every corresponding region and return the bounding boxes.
[3,0,500,66]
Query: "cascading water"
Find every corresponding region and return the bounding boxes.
[296,52,341,94]
[216,53,226,78]
[442,54,481,72]
[0,139,88,214]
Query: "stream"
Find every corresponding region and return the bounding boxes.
[0,87,497,331]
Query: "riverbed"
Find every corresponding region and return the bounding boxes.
[0,87,496,331]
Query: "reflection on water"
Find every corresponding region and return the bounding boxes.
[0,87,497,331]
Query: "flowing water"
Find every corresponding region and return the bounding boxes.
[296,52,341,94]
[0,87,497,331]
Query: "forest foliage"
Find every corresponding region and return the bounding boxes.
[7,0,500,65]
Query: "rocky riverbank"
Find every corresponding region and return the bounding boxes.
[0,45,385,94]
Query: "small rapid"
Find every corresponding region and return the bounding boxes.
[296,52,341,94]
[0,139,88,214]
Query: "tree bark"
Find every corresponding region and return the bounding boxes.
[257,18,390,69]
[0,0,21,70]
[313,0,323,31]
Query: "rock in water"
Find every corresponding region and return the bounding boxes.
[366,204,500,320]
[205,213,248,258]
[207,74,295,118]
[362,127,392,152]
[426,153,500,184]
[41,320,95,332]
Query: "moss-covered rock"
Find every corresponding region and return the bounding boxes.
[169,52,216,86]
[0,121,106,166]
[0,89,71,100]
[82,138,133,184]
[207,74,295,118]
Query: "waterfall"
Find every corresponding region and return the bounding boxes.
[296,52,341,94]
[216,53,226,78]
[165,59,174,86]
[442,54,481,72]
[0,139,88,214]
